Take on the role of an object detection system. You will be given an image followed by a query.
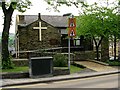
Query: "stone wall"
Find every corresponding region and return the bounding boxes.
[13,59,28,66]
[13,51,95,67]
[74,51,95,61]
[18,20,61,58]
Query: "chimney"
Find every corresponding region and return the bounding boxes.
[38,13,41,20]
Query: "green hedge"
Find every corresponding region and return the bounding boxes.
[106,60,120,66]
[53,53,68,67]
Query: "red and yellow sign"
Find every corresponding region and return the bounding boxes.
[68,18,76,37]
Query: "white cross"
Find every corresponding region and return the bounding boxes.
[33,22,47,41]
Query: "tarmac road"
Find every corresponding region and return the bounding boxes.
[3,73,120,89]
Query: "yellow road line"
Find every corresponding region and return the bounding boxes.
[2,83,48,89]
[2,74,119,89]
[54,73,119,84]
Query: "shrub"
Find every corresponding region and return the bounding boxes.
[53,53,68,67]
[1,55,14,69]
[106,60,120,66]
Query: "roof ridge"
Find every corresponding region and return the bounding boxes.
[17,15,68,28]
[18,15,63,17]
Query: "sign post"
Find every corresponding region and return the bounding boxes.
[68,37,71,71]
[68,15,76,71]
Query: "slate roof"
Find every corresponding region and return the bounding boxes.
[18,15,68,28]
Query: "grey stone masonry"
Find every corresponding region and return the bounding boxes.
[18,19,61,52]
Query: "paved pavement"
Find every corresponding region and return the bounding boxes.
[1,60,120,87]
[75,61,118,72]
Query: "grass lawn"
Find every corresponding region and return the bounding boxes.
[54,65,84,74]
[70,65,83,73]
[0,66,29,73]
[1,64,83,74]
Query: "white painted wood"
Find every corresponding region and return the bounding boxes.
[33,22,47,41]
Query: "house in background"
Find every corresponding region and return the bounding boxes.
[15,13,93,58]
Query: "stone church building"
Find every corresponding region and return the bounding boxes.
[15,13,93,58]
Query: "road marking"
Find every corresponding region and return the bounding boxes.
[54,73,119,84]
[2,83,48,89]
[2,73,119,89]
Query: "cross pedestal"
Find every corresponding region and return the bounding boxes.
[33,22,47,41]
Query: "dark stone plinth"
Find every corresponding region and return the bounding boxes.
[29,57,53,78]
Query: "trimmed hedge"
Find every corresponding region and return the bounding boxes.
[53,53,68,67]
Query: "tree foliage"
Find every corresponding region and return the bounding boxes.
[76,0,119,60]
[0,0,32,69]
[0,0,32,12]
[44,0,86,12]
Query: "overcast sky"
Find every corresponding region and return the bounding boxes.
[0,0,114,33]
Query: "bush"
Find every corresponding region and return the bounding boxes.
[1,55,14,69]
[106,60,120,66]
[53,53,68,67]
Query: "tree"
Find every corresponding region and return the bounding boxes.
[0,0,32,69]
[101,36,109,61]
[118,0,120,61]
[108,0,120,60]
[76,0,119,61]
[45,0,120,61]
[44,0,86,12]
[46,0,120,61]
